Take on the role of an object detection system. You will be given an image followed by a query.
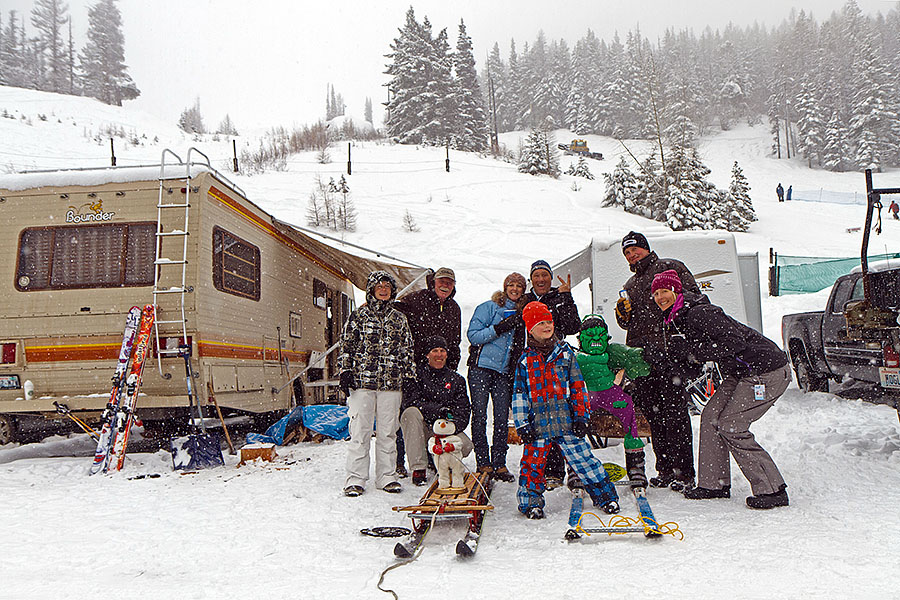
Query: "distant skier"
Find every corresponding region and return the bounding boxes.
[786,185,792,201]
[890,200,899,220]
[776,183,784,202]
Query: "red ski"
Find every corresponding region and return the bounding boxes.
[89,306,142,475]
[110,304,155,472]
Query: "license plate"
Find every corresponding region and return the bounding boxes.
[0,374,20,389]
[879,367,900,389]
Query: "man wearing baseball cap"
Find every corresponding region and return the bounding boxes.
[394,267,462,477]
[615,231,700,491]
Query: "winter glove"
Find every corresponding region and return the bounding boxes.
[612,400,628,409]
[517,425,536,445]
[442,443,455,452]
[339,371,353,397]
[572,420,589,438]
[493,313,521,335]
[432,443,444,455]
[615,297,632,323]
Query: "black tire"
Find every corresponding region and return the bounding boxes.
[795,359,828,393]
[0,414,17,445]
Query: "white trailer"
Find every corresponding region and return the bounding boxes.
[552,232,763,343]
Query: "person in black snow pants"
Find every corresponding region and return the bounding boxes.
[651,269,791,510]
[776,183,784,202]
[614,232,697,491]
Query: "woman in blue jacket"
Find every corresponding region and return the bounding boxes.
[466,272,526,482]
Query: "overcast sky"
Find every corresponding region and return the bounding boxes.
[4,0,897,131]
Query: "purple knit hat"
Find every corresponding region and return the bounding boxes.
[651,269,683,295]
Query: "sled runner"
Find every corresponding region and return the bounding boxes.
[392,470,493,558]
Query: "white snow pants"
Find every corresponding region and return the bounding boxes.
[345,388,402,490]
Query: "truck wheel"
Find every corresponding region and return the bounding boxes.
[796,360,828,393]
[0,414,17,445]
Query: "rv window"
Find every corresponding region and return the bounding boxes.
[213,227,260,301]
[289,311,302,338]
[313,278,327,309]
[15,223,155,291]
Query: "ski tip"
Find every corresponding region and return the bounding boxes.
[455,539,475,558]
[393,543,412,559]
[564,529,582,541]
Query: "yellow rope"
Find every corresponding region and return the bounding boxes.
[576,510,684,540]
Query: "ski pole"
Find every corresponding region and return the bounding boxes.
[54,402,101,441]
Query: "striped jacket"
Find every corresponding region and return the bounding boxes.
[511,340,589,440]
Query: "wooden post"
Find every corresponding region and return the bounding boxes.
[110,138,116,166]
[445,142,450,173]
[232,139,239,172]
[347,143,352,176]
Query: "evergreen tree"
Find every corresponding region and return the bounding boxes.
[178,98,206,134]
[602,156,637,208]
[31,0,68,93]
[565,155,594,179]
[78,0,139,106]
[0,11,26,87]
[518,127,559,177]
[664,145,716,231]
[822,109,854,171]
[364,97,373,123]
[216,114,238,136]
[451,19,488,151]
[384,8,454,145]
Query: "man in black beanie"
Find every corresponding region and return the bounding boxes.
[615,231,699,491]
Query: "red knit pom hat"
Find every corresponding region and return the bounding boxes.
[522,301,554,332]
[651,269,683,295]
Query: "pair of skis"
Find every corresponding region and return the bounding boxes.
[565,464,662,540]
[89,304,155,475]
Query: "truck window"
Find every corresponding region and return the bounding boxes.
[849,278,865,303]
[830,279,855,313]
[212,226,260,301]
[15,222,155,291]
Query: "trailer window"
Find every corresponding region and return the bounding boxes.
[213,227,260,301]
[15,223,155,291]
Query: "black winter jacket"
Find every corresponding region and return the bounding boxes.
[401,363,471,430]
[394,277,462,370]
[662,292,788,380]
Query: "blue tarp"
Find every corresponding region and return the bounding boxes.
[245,404,349,445]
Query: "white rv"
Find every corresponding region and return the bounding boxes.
[552,232,763,342]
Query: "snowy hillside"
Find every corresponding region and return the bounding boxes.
[2,86,900,599]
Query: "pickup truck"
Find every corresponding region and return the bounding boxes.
[782,269,900,400]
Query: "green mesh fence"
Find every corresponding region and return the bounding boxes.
[773,253,900,294]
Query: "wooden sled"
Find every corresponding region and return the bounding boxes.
[587,407,652,449]
[392,471,494,557]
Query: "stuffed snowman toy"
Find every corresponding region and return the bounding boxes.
[429,417,465,491]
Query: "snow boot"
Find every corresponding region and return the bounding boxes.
[625,447,648,488]
[566,463,584,491]
[343,485,364,497]
[525,507,545,520]
[601,501,620,515]
[412,470,427,486]
[649,472,676,488]
[670,478,695,493]
[746,484,789,509]
[492,467,515,483]
[683,485,731,500]
[383,482,402,494]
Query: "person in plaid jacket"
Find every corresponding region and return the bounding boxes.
[511,301,619,519]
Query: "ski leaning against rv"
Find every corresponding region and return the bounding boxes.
[0,149,424,446]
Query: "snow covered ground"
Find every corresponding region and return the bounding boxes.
[2,86,900,599]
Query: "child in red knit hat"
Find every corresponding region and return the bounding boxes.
[511,302,619,519]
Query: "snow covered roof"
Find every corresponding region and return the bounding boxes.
[0,164,213,192]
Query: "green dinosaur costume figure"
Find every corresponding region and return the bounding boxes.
[575,315,649,487]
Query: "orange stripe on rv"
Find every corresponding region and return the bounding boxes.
[207,185,350,283]
[26,343,119,362]
[25,341,308,364]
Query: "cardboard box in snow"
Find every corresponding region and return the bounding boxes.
[552,232,763,343]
